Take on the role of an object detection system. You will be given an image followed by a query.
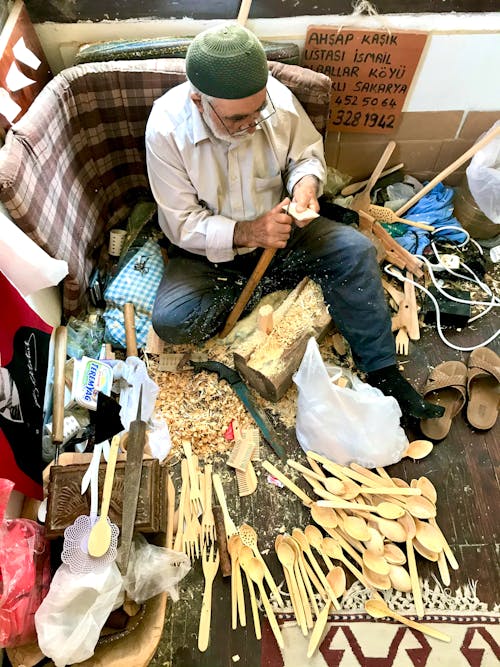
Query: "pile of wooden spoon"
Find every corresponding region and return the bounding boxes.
[263,446,456,652]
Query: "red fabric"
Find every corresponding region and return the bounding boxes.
[0,273,52,499]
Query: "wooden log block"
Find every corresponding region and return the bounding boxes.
[232,277,331,402]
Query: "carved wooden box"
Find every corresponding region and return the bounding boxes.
[45,458,167,539]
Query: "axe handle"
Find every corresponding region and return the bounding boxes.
[220,247,276,338]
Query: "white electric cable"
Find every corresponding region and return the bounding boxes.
[384,264,500,352]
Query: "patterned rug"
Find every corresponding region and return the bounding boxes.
[261,584,500,667]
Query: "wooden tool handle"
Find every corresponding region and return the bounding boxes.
[237,0,252,24]
[123,302,138,357]
[213,505,231,577]
[220,247,276,338]
[362,141,397,194]
[395,124,500,217]
[52,325,67,445]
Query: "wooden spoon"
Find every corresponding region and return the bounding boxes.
[399,512,424,618]
[322,537,382,601]
[365,599,451,642]
[247,557,284,649]
[287,459,346,495]
[404,440,434,460]
[415,476,438,505]
[362,564,392,591]
[413,538,440,562]
[383,543,407,565]
[364,526,385,556]
[306,566,347,659]
[317,498,404,520]
[284,535,322,614]
[311,505,364,566]
[414,518,443,553]
[336,509,371,542]
[294,528,340,610]
[389,564,412,592]
[239,545,261,640]
[228,534,246,629]
[276,539,307,635]
[362,549,391,576]
[239,522,284,607]
[87,433,120,558]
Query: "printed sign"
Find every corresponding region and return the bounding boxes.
[302,27,427,134]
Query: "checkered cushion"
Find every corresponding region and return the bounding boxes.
[0,59,331,315]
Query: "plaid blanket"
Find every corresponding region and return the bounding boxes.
[0,59,331,315]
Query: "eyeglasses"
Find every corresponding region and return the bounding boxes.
[208,92,276,136]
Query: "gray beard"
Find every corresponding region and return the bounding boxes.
[202,107,253,147]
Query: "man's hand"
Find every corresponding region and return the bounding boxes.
[234,197,293,249]
[292,175,320,227]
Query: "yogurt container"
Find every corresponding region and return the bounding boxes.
[72,356,113,410]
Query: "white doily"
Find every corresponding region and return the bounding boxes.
[62,514,119,574]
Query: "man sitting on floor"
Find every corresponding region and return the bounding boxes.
[145,23,443,420]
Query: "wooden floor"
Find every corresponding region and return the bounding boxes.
[150,300,499,667]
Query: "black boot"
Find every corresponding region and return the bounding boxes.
[367,365,445,420]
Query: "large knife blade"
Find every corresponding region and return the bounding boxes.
[190,360,285,459]
[119,385,146,574]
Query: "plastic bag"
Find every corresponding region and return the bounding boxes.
[123,534,190,604]
[466,120,500,224]
[293,338,408,468]
[35,562,123,667]
[0,479,51,647]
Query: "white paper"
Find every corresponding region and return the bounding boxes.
[5,61,36,92]
[0,87,21,122]
[12,37,41,70]
[0,208,68,295]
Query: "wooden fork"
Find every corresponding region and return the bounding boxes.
[395,327,410,356]
[201,463,216,546]
[198,543,220,652]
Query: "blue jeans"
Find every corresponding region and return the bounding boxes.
[152,217,396,373]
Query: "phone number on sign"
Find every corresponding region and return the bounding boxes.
[334,95,397,108]
[331,110,396,129]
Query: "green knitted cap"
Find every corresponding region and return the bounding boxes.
[186,24,268,99]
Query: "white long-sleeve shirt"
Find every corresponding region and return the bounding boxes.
[145,75,326,263]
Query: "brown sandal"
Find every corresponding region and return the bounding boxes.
[420,360,467,440]
[467,347,500,430]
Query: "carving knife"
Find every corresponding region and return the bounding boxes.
[118,385,146,574]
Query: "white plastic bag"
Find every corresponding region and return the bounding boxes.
[466,120,500,224]
[123,534,191,604]
[293,338,408,468]
[34,562,123,667]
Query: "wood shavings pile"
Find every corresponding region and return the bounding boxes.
[148,327,353,456]
[149,361,254,458]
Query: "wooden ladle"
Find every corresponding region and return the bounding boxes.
[365,599,451,642]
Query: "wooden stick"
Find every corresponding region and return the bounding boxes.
[123,302,138,357]
[237,0,253,25]
[341,163,404,196]
[262,460,314,506]
[52,325,67,463]
[257,304,274,334]
[220,248,276,337]
[213,505,232,577]
[395,124,500,217]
